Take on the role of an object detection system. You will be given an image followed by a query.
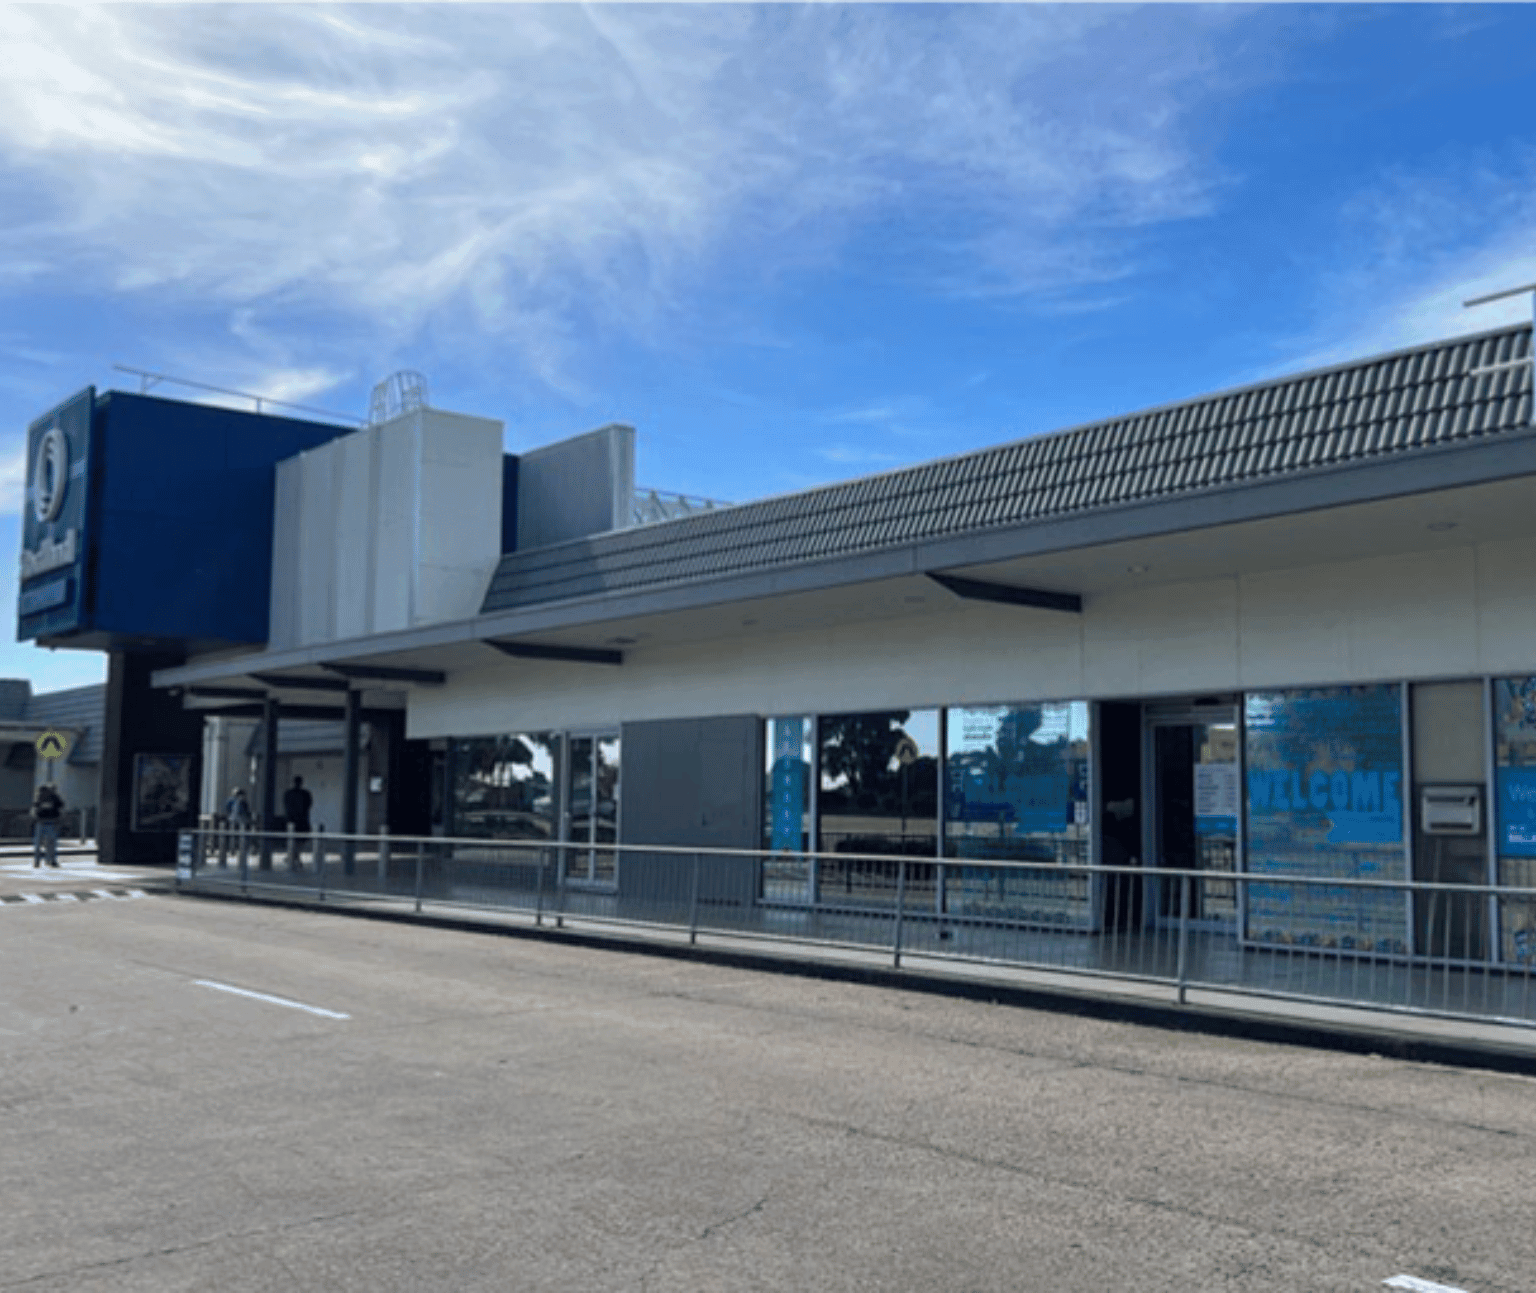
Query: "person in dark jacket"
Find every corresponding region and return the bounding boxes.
[31,782,64,868]
[282,776,313,867]
[282,777,313,832]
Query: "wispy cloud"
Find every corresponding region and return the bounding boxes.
[1270,149,1536,375]
[0,446,28,514]
[817,443,905,468]
[0,5,1265,397]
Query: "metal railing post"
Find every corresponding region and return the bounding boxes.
[1175,871,1191,1005]
[377,826,391,886]
[316,828,328,900]
[413,843,424,914]
[689,850,702,945]
[534,846,546,927]
[893,859,908,969]
[556,843,566,929]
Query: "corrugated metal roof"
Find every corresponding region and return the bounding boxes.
[483,324,1528,613]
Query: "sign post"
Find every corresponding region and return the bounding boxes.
[34,729,71,781]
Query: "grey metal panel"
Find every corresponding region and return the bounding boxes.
[0,680,31,721]
[618,715,759,906]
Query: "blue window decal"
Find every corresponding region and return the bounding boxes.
[1244,685,1407,953]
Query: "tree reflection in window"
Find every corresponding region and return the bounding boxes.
[819,711,939,847]
[450,733,560,841]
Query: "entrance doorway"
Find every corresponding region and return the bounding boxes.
[1097,702,1144,932]
[1147,704,1239,928]
[562,732,620,888]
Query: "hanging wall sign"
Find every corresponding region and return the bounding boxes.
[17,387,95,640]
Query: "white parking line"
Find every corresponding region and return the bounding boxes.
[1385,1276,1469,1293]
[194,980,350,1020]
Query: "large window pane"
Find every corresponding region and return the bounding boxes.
[1494,678,1536,963]
[1244,686,1407,953]
[593,733,620,885]
[450,733,559,841]
[944,702,1091,926]
[817,709,938,907]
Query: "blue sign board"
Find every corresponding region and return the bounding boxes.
[769,718,806,852]
[17,387,95,640]
[1497,766,1536,858]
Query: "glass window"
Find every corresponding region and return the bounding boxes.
[1243,685,1407,953]
[566,733,620,885]
[449,733,560,841]
[817,709,939,907]
[1493,678,1536,963]
[945,702,1091,926]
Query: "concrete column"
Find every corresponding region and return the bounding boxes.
[261,697,280,830]
[342,689,361,839]
[97,650,204,866]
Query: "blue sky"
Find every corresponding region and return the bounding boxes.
[4,3,1536,694]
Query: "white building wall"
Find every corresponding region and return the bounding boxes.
[375,419,417,631]
[406,537,1536,740]
[201,717,260,815]
[333,431,374,641]
[1475,535,1536,676]
[268,408,503,650]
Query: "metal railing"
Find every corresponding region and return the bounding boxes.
[0,807,95,843]
[176,827,1536,1034]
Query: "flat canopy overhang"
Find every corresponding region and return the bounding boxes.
[152,428,1536,695]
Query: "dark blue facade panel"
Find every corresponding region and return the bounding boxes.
[20,390,349,648]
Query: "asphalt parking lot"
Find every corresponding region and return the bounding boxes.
[1,868,1532,1292]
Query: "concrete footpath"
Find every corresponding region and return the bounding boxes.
[0,846,169,902]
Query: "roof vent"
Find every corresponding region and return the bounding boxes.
[368,371,430,425]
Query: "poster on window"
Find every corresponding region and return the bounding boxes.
[768,718,808,853]
[1493,678,1536,961]
[943,702,1092,927]
[1243,685,1407,953]
[131,753,196,833]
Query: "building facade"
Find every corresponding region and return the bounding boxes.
[21,325,1536,966]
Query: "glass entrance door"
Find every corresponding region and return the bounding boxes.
[563,732,619,887]
[1149,714,1239,926]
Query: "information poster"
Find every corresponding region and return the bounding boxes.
[1194,761,1239,837]
[768,718,807,853]
[1494,678,1536,961]
[1243,686,1407,953]
[131,753,196,833]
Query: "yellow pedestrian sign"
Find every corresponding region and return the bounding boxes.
[35,730,70,761]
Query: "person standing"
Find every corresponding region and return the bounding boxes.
[31,782,64,868]
[224,786,253,850]
[282,775,313,867]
